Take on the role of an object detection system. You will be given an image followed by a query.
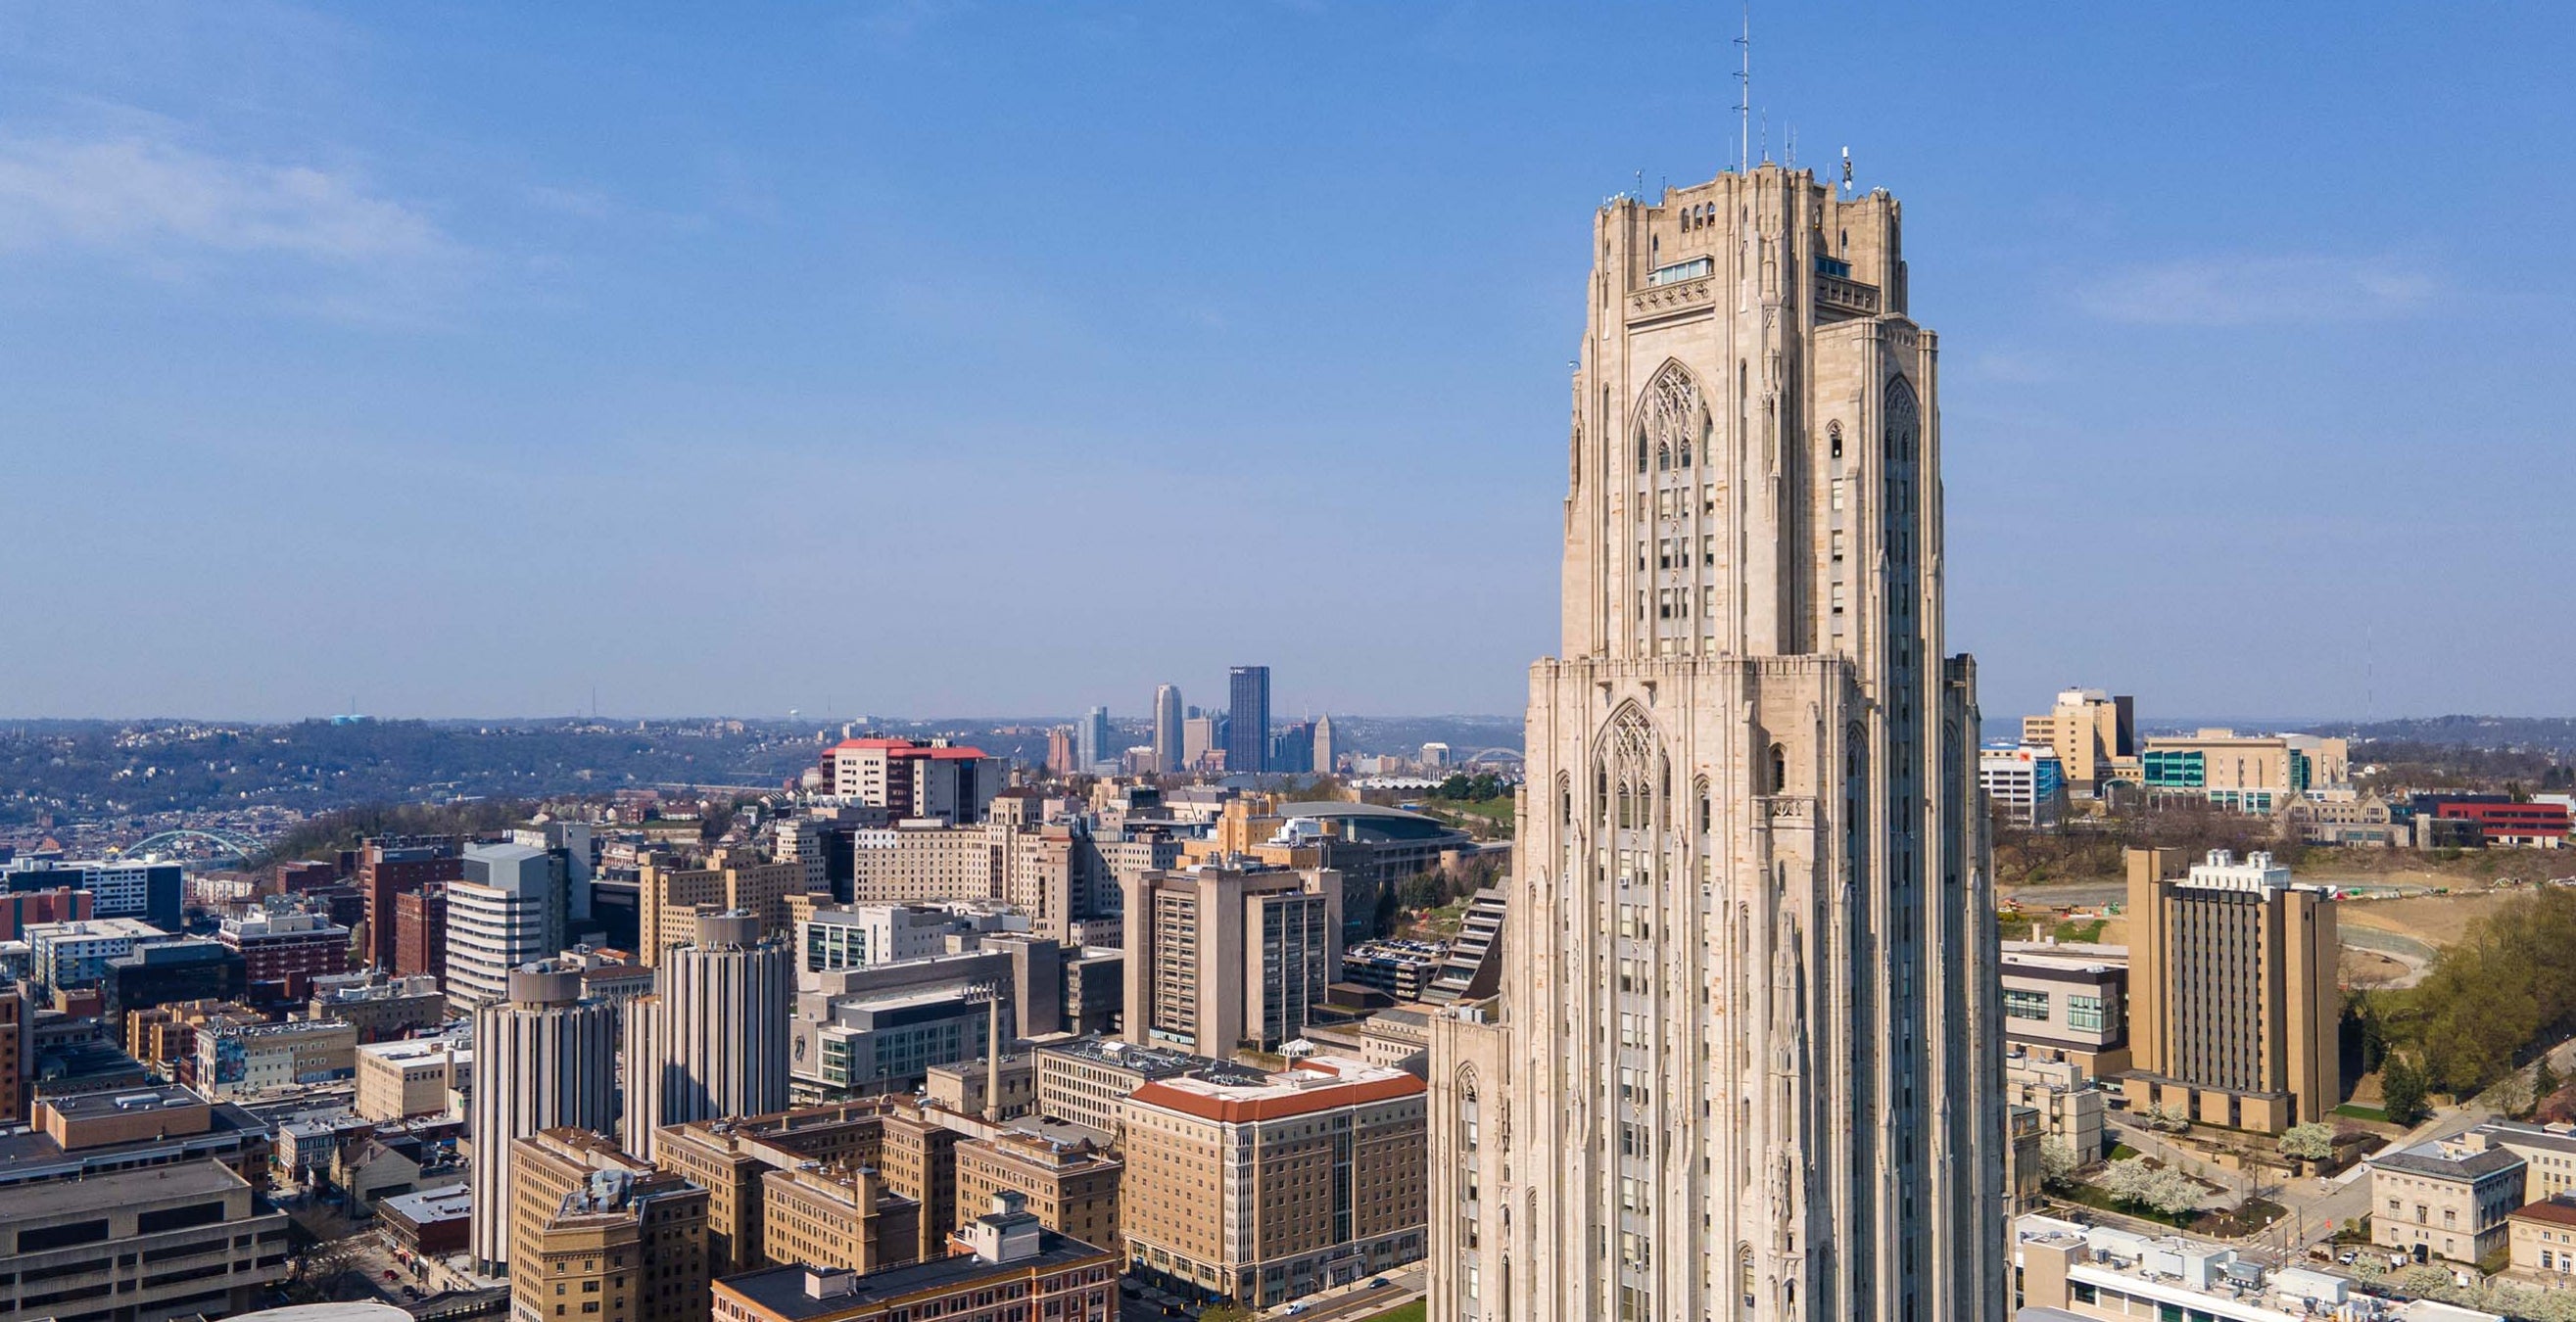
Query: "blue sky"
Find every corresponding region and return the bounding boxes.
[1,2,2568,725]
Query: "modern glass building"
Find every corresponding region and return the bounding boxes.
[1225,666,1270,774]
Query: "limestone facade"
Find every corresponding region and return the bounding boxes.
[1429,163,2004,1322]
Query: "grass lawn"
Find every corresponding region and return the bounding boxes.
[2335,1103,2390,1122]
[2108,1143,2140,1160]
[1358,1303,1426,1322]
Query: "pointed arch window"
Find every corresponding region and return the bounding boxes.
[1634,362,1707,487]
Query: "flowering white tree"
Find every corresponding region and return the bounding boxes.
[2278,1122,2335,1160]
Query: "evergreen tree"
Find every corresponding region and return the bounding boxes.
[2383,1055,2430,1126]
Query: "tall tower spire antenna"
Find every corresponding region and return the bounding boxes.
[1735,1,1752,173]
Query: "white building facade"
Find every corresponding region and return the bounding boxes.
[444,842,557,1013]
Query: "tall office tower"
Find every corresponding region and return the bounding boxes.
[1152,685,1184,775]
[2121,847,2338,1132]
[470,964,618,1273]
[1311,714,1336,776]
[624,912,792,1161]
[1225,666,1271,775]
[1120,864,1341,1054]
[1078,706,1111,771]
[1427,165,2004,1322]
[446,842,562,1013]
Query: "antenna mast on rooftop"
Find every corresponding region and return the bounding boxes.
[1735,1,1752,173]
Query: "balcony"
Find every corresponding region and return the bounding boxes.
[1815,273,1881,318]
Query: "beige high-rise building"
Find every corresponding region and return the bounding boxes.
[2121,847,2339,1132]
[2022,688,2135,796]
[1120,864,1341,1055]
[1427,164,2005,1322]
[1152,685,1183,775]
[638,849,819,967]
[624,912,792,1161]
[471,965,620,1273]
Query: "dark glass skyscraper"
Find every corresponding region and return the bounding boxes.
[1225,665,1271,774]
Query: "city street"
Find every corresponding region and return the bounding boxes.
[1264,1265,1423,1321]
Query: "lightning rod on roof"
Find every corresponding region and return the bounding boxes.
[1735,1,1752,174]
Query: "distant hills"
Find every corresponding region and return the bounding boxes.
[0,713,1527,826]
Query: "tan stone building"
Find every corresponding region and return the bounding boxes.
[2478,1120,2576,1202]
[711,1194,1117,1322]
[354,1033,469,1121]
[2122,848,2340,1132]
[507,1129,709,1322]
[655,1102,903,1276]
[953,1127,1121,1253]
[1428,163,2005,1322]
[2367,1136,2525,1265]
[925,1051,1034,1120]
[1032,1037,1203,1141]
[1120,864,1341,1055]
[2507,1196,2576,1280]
[759,1164,921,1275]
[2022,688,2136,796]
[847,824,1003,906]
[2277,791,2405,848]
[1120,1057,1424,1307]
[638,849,819,967]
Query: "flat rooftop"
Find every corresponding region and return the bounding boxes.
[4,1157,248,1219]
[717,1232,1109,1319]
[1034,1036,1209,1078]
[1129,1057,1423,1123]
[42,1084,205,1119]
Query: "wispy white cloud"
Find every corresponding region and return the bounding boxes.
[0,132,456,269]
[2076,253,2443,326]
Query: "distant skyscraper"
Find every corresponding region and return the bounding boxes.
[1312,714,1336,775]
[624,911,791,1161]
[1428,165,2002,1322]
[470,964,617,1273]
[1225,666,1270,775]
[1182,715,1218,771]
[1152,685,1183,775]
[1078,706,1111,771]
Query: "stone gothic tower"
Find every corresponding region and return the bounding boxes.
[1428,164,2005,1322]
